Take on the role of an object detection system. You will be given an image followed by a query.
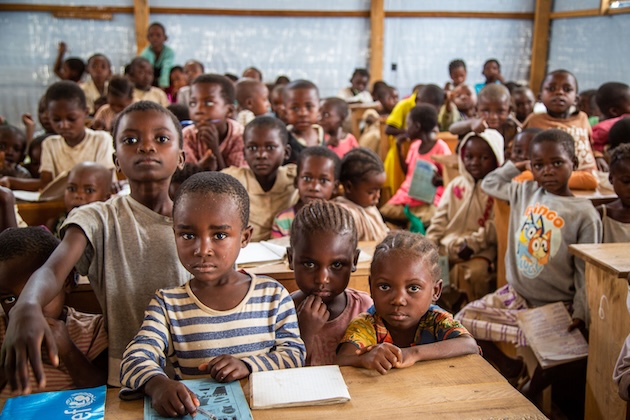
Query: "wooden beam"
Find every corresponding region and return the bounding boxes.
[600,0,611,15]
[0,4,131,13]
[133,0,149,55]
[369,0,384,85]
[529,0,552,92]
[549,8,601,19]
[385,11,534,19]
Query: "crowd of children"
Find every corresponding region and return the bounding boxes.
[1,21,630,419]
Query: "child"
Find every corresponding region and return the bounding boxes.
[271,146,340,238]
[81,53,112,115]
[425,130,504,301]
[438,84,477,131]
[120,172,305,417]
[0,82,115,191]
[222,116,297,242]
[380,105,451,227]
[0,227,108,398]
[269,84,288,124]
[176,60,204,106]
[511,86,536,124]
[0,125,30,179]
[597,143,630,242]
[445,59,467,92]
[333,147,388,242]
[46,162,112,237]
[129,57,169,107]
[320,97,359,158]
[358,109,382,154]
[336,231,478,374]
[509,128,542,164]
[235,78,270,126]
[456,129,601,377]
[0,101,190,391]
[53,42,85,82]
[183,74,245,170]
[168,163,203,200]
[609,117,630,152]
[578,89,601,126]
[474,59,504,94]
[593,82,630,153]
[23,135,45,178]
[92,75,135,132]
[337,68,373,103]
[242,66,263,81]
[167,66,187,103]
[374,85,399,115]
[288,201,373,365]
[140,22,175,89]
[283,80,325,164]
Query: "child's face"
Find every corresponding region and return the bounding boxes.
[450,66,467,87]
[243,126,288,178]
[170,69,188,95]
[29,142,42,164]
[381,89,399,113]
[610,159,630,207]
[174,192,251,283]
[61,62,80,82]
[461,137,498,181]
[270,89,286,121]
[477,97,510,129]
[113,109,184,182]
[0,131,26,167]
[48,99,88,145]
[88,56,111,85]
[184,62,204,85]
[189,83,232,126]
[319,102,343,134]
[405,113,437,140]
[249,84,270,116]
[107,93,133,115]
[452,85,476,112]
[64,168,111,212]
[370,250,442,334]
[482,61,500,82]
[540,72,577,118]
[147,25,166,50]
[350,74,369,92]
[296,155,337,204]
[284,88,320,131]
[242,68,261,81]
[288,230,359,305]
[344,170,385,208]
[512,90,535,120]
[510,132,535,163]
[130,61,154,91]
[530,140,574,196]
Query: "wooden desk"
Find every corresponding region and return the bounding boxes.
[349,102,380,140]
[16,199,66,226]
[431,154,459,187]
[573,186,617,206]
[570,243,630,420]
[104,354,545,419]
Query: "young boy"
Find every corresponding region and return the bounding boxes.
[320,97,359,158]
[176,60,204,106]
[270,84,288,124]
[140,22,175,89]
[81,54,112,115]
[183,74,245,170]
[445,59,467,92]
[92,75,135,132]
[0,101,190,391]
[474,59,504,94]
[0,125,30,179]
[0,82,115,192]
[426,130,504,301]
[0,227,108,398]
[242,66,263,81]
[337,68,373,103]
[271,146,340,238]
[129,57,169,107]
[235,78,270,126]
[438,84,477,131]
[53,41,85,83]
[593,82,630,153]
[222,116,297,242]
[283,79,325,164]
[511,86,536,124]
[374,85,399,115]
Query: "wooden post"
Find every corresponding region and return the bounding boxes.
[369,0,384,85]
[600,0,611,15]
[529,0,552,92]
[134,0,149,55]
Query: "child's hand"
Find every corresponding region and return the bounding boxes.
[457,242,474,261]
[297,295,330,338]
[58,42,67,54]
[45,317,72,355]
[396,133,410,146]
[90,119,106,131]
[21,113,35,130]
[197,123,220,151]
[0,176,10,188]
[198,150,218,171]
[355,343,402,375]
[471,118,488,134]
[595,156,609,172]
[432,173,443,187]
[199,355,249,382]
[514,160,531,172]
[144,375,200,418]
[568,318,587,339]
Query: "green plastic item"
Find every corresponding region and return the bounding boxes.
[403,204,426,235]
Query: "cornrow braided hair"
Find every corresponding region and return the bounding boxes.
[339,147,384,185]
[372,231,441,283]
[289,200,358,249]
[609,143,630,173]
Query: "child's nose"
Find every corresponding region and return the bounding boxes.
[316,268,330,285]
[390,289,406,305]
[138,138,156,153]
[195,237,213,256]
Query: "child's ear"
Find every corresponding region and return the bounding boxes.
[342,180,353,194]
[432,279,443,303]
[351,248,360,272]
[178,149,185,170]
[286,247,294,270]
[240,225,254,248]
[283,143,292,161]
[572,155,579,170]
[245,97,254,110]
[113,152,121,172]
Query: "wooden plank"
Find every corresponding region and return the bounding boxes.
[16,199,66,227]
[52,11,113,20]
[151,8,369,17]
[530,0,552,93]
[569,243,630,278]
[385,11,534,19]
[133,0,149,55]
[600,0,612,15]
[0,4,131,13]
[549,9,601,19]
[369,0,384,84]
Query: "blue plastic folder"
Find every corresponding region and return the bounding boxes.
[0,385,106,419]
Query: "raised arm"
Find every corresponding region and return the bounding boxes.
[480,160,524,201]
[0,187,18,231]
[53,42,67,79]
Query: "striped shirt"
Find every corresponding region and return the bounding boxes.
[120,273,305,391]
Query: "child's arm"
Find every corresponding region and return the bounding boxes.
[480,160,524,201]
[397,335,479,367]
[0,173,49,192]
[53,42,67,79]
[336,342,403,375]
[295,295,330,365]
[22,113,35,145]
[385,124,406,137]
[0,187,18,231]
[196,124,227,170]
[448,118,487,135]
[396,136,410,174]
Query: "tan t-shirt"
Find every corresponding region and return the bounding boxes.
[133,87,169,107]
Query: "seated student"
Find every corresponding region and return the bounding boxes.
[140,22,175,89]
[53,42,85,83]
[336,231,479,374]
[183,74,245,170]
[284,80,325,164]
[176,60,204,106]
[92,75,135,132]
[46,162,112,238]
[597,144,630,242]
[438,84,477,131]
[81,54,112,116]
[373,85,399,116]
[0,125,30,179]
[288,201,373,366]
[381,105,451,227]
[337,68,373,104]
[271,146,340,238]
[120,172,305,417]
[0,102,191,391]
[129,57,169,107]
[358,109,382,155]
[242,66,263,82]
[269,84,288,124]
[0,82,115,192]
[334,147,388,242]
[166,103,190,125]
[511,86,536,124]
[23,134,46,179]
[608,117,630,153]
[0,227,108,399]
[320,97,359,158]
[614,275,630,401]
[456,129,601,382]
[235,78,270,126]
[445,59,467,93]
[426,130,503,301]
[166,66,187,104]
[578,89,601,126]
[223,116,297,242]
[474,59,504,94]
[593,82,630,153]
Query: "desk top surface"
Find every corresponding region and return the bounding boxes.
[570,243,630,278]
[105,354,544,419]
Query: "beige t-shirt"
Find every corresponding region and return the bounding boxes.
[39,128,115,178]
[80,78,107,115]
[133,87,169,107]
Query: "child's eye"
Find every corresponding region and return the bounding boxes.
[302,262,316,269]
[377,284,390,291]
[181,233,195,240]
[408,285,421,293]
[188,100,197,107]
[246,145,258,152]
[121,136,138,145]
[156,135,170,143]
[301,176,312,182]
[331,261,343,269]
[2,296,16,305]
[264,145,278,151]
[85,188,95,194]
[214,232,227,240]
[66,186,76,192]
[553,161,563,167]
[319,178,330,184]
[204,100,215,107]
[563,86,574,93]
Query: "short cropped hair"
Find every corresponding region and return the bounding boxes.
[352,68,369,79]
[236,78,264,106]
[129,57,151,75]
[541,69,578,93]
[148,22,166,33]
[290,200,358,249]
[609,143,630,174]
[484,59,501,71]
[283,80,319,101]
[192,73,236,105]
[87,53,111,68]
[529,129,576,161]
[478,83,511,104]
[372,231,441,283]
[596,82,630,118]
[297,146,341,181]
[449,59,466,73]
[167,103,190,122]
[339,147,384,185]
[408,104,438,131]
[322,97,349,120]
[185,60,204,73]
[417,84,445,109]
[609,117,630,152]
[173,172,250,229]
[65,57,85,82]
[45,80,87,110]
[243,115,288,145]
[107,75,134,99]
[0,227,59,271]
[111,101,183,148]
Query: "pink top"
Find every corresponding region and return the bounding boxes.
[388,138,451,207]
[182,119,245,167]
[592,114,630,153]
[327,133,359,158]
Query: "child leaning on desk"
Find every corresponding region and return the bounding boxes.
[120,172,305,418]
[335,231,479,375]
[597,143,630,242]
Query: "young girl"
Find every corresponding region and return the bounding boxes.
[598,143,630,242]
[121,172,305,417]
[380,104,451,227]
[140,22,175,89]
[92,75,135,132]
[283,80,325,164]
[336,231,478,374]
[474,59,504,94]
[320,97,359,158]
[333,147,389,242]
[337,68,372,104]
[81,53,112,115]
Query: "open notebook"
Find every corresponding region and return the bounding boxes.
[236,239,288,267]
